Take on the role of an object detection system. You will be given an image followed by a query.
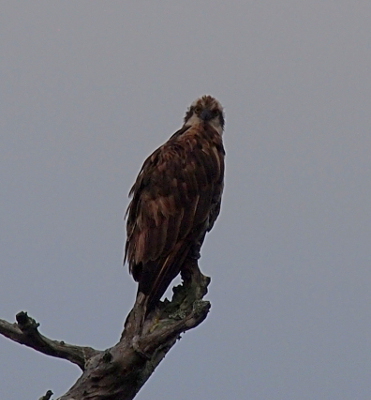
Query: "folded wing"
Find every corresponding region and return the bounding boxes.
[125,123,225,311]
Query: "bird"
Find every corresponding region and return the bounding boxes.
[124,95,225,314]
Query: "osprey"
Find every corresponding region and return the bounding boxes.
[124,95,225,313]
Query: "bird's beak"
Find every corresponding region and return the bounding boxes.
[200,109,212,121]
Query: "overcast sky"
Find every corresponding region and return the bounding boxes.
[1,2,371,399]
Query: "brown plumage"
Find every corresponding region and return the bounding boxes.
[124,95,225,312]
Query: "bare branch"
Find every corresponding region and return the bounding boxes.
[2,262,210,399]
[38,390,53,400]
[137,299,210,355]
[57,263,211,400]
[0,312,99,370]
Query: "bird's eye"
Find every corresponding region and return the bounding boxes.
[194,106,201,114]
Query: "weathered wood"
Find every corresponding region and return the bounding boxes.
[0,263,210,400]
[0,312,98,370]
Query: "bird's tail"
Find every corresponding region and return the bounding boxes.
[138,242,191,314]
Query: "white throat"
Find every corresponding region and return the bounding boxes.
[184,114,223,136]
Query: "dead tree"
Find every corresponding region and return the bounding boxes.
[0,261,210,400]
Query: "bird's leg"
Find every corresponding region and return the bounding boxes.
[188,232,206,261]
[182,234,209,293]
[181,258,201,287]
[179,258,210,309]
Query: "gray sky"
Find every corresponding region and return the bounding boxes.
[1,2,371,399]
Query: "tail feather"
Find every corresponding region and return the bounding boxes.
[138,242,191,314]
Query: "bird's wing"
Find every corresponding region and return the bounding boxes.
[125,125,224,305]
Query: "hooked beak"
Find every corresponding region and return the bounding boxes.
[200,109,212,121]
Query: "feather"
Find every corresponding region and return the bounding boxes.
[124,95,225,313]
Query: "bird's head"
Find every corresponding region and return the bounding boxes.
[183,95,225,135]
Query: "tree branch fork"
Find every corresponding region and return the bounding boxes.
[0,263,211,400]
